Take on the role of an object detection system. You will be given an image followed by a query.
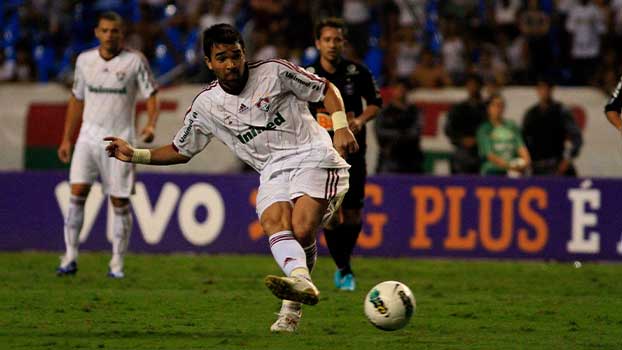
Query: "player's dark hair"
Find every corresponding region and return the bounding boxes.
[314,17,347,39]
[202,24,245,58]
[98,11,124,26]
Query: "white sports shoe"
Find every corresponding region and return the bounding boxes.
[270,309,302,333]
[264,275,320,305]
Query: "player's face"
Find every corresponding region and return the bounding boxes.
[315,27,345,63]
[95,19,123,53]
[206,43,246,88]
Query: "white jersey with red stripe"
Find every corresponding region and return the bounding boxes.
[72,47,157,144]
[173,59,350,182]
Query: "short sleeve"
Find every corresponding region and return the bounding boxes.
[172,104,213,158]
[275,60,327,103]
[135,53,158,99]
[71,57,85,100]
[358,65,383,107]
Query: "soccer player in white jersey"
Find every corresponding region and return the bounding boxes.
[56,12,159,279]
[104,23,358,332]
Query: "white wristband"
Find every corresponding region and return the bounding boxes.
[331,111,348,130]
[131,148,151,164]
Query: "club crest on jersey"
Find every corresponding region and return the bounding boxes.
[116,71,126,81]
[238,103,249,113]
[255,97,271,112]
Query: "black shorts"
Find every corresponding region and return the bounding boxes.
[342,153,366,209]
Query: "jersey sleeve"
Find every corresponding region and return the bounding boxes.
[605,74,622,113]
[275,60,327,103]
[71,56,86,100]
[172,102,213,158]
[135,53,158,99]
[359,65,383,108]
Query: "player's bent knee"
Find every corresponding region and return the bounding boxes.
[260,204,293,235]
[291,220,319,241]
[70,184,91,197]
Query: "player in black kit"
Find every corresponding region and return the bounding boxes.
[307,18,382,291]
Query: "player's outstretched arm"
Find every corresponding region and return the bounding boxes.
[104,137,190,165]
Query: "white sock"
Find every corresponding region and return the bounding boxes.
[303,241,317,273]
[269,230,308,277]
[280,299,302,313]
[110,204,132,272]
[63,195,86,263]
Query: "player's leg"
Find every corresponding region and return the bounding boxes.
[266,195,328,332]
[261,200,320,302]
[338,207,363,291]
[102,148,135,279]
[257,171,319,305]
[323,156,365,290]
[108,196,131,278]
[58,142,97,275]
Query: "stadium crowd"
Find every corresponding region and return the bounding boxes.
[2,0,621,90]
[1,0,603,176]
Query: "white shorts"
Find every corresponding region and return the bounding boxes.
[69,141,135,197]
[256,167,350,227]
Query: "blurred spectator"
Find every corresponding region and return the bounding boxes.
[199,0,235,30]
[14,44,36,81]
[494,0,521,38]
[444,74,487,174]
[251,29,277,61]
[342,0,370,59]
[566,0,607,85]
[0,50,16,82]
[477,93,531,176]
[472,44,509,87]
[593,48,620,91]
[391,26,421,82]
[503,32,529,84]
[519,0,552,82]
[442,20,466,84]
[375,80,424,174]
[522,78,583,176]
[410,49,452,88]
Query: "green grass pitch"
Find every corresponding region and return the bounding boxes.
[0,252,620,349]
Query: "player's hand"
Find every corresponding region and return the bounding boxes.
[140,125,155,143]
[104,136,134,162]
[333,128,359,157]
[58,140,72,164]
[348,118,364,134]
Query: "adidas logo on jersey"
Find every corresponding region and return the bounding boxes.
[236,112,286,144]
[239,103,249,113]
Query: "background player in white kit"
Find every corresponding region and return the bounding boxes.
[104,24,358,332]
[56,12,159,278]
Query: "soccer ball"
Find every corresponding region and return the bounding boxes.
[364,281,416,331]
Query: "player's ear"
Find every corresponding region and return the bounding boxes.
[314,39,320,50]
[204,57,212,70]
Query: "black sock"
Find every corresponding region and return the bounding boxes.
[323,227,349,271]
[341,223,362,275]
